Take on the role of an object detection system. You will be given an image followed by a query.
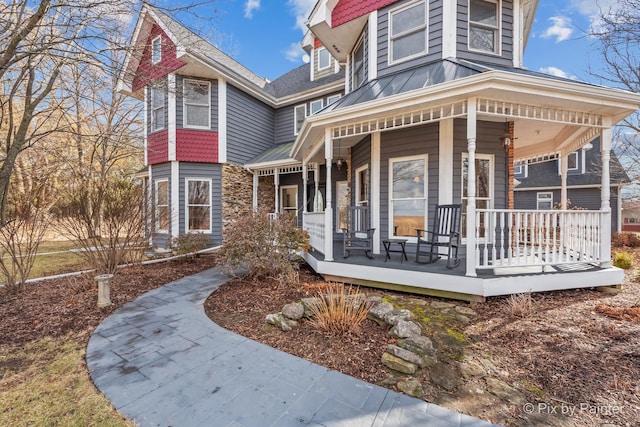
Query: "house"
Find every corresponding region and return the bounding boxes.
[621,201,640,232]
[119,0,640,301]
[513,137,629,232]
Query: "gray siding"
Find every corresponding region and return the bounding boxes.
[514,187,621,232]
[227,84,275,163]
[150,163,171,248]
[175,75,219,131]
[456,0,514,67]
[377,0,444,78]
[178,162,223,245]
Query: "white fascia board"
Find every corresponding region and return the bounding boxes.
[245,159,302,171]
[217,78,227,163]
[514,184,624,191]
[368,11,378,81]
[145,7,186,57]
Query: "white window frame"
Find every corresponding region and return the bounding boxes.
[155,179,169,233]
[317,47,331,71]
[461,153,494,242]
[294,103,306,135]
[185,178,212,233]
[183,79,211,130]
[388,154,428,241]
[336,180,348,233]
[351,35,365,90]
[557,151,580,175]
[310,99,324,115]
[468,0,501,55]
[537,192,554,210]
[280,185,299,222]
[513,163,527,177]
[327,94,341,105]
[151,36,162,64]
[150,86,165,132]
[388,0,428,65]
[355,164,369,207]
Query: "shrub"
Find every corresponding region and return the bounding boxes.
[305,283,370,334]
[168,233,212,256]
[505,292,534,318]
[613,252,634,269]
[219,208,309,285]
[612,232,640,248]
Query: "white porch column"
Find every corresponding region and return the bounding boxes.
[302,163,308,214]
[439,119,454,205]
[600,122,612,267]
[560,154,568,209]
[274,168,280,214]
[314,163,320,211]
[371,131,381,254]
[252,172,258,211]
[465,98,477,277]
[324,129,334,261]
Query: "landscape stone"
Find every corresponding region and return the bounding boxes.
[383,308,414,326]
[386,344,427,368]
[455,306,477,316]
[367,302,395,326]
[429,362,462,392]
[265,313,298,331]
[485,377,526,405]
[366,295,382,306]
[397,377,424,397]
[456,314,471,324]
[459,360,486,379]
[398,335,434,356]
[380,374,400,386]
[282,302,304,320]
[431,301,455,309]
[300,297,321,317]
[389,320,422,338]
[381,352,418,374]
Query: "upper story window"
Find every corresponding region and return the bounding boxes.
[469,0,500,54]
[294,104,306,135]
[151,36,162,64]
[183,79,210,129]
[327,94,341,105]
[310,99,324,115]
[317,47,331,71]
[389,0,427,64]
[567,151,578,170]
[537,192,553,210]
[351,37,365,89]
[150,86,165,132]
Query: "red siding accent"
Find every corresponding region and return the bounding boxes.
[132,24,187,92]
[332,0,400,27]
[622,224,640,232]
[314,37,322,48]
[176,129,218,163]
[147,130,169,165]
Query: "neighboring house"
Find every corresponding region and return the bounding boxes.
[621,201,640,232]
[119,0,640,301]
[514,137,629,232]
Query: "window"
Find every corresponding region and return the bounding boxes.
[351,37,365,89]
[327,94,341,105]
[567,151,578,170]
[186,179,211,232]
[183,80,210,129]
[469,0,500,54]
[155,179,169,233]
[151,36,162,64]
[294,104,306,135]
[513,163,527,177]
[280,185,298,223]
[390,155,427,238]
[355,164,369,206]
[537,192,553,210]
[317,47,331,70]
[461,153,494,238]
[389,0,427,63]
[150,86,165,132]
[336,181,348,232]
[310,99,324,115]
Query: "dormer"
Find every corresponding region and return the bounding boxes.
[302,32,341,82]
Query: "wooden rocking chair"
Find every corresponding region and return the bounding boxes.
[342,206,375,259]
[416,204,462,268]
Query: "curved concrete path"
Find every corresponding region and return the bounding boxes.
[87,268,498,427]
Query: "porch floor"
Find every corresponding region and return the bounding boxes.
[303,241,621,301]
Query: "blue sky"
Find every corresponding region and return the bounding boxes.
[179,0,614,83]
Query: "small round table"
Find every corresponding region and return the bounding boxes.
[382,238,408,263]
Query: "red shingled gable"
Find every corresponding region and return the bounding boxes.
[176,129,218,163]
[132,23,186,92]
[147,130,169,165]
[332,0,400,27]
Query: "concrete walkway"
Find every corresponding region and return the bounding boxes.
[86,268,498,427]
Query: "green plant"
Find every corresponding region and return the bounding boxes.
[305,283,371,335]
[219,208,310,285]
[613,252,634,269]
[168,233,212,256]
[505,292,534,318]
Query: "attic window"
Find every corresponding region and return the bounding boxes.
[389,0,427,63]
[151,36,162,64]
[317,47,331,71]
[469,0,500,54]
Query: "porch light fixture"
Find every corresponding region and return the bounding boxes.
[335,139,344,170]
[501,120,512,148]
[583,142,593,151]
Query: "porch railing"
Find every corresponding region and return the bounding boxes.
[304,212,325,254]
[475,209,605,269]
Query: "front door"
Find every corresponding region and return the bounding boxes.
[280,185,298,223]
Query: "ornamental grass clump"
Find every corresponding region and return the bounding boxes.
[505,291,534,318]
[613,252,634,270]
[306,283,370,335]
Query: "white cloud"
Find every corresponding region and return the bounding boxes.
[284,42,305,62]
[287,0,316,32]
[541,16,573,42]
[539,66,576,80]
[568,0,618,34]
[244,0,261,18]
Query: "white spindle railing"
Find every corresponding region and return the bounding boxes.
[304,212,325,254]
[475,209,605,269]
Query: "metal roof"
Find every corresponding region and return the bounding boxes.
[247,142,295,165]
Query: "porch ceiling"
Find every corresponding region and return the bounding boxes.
[293,70,640,164]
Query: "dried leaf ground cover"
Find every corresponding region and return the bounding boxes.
[206,255,640,427]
